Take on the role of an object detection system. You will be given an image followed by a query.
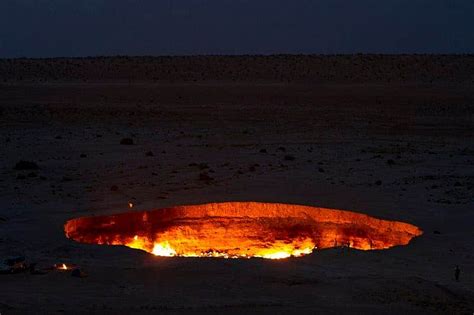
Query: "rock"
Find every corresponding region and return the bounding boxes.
[387,159,396,166]
[2,256,28,274]
[120,138,134,145]
[16,174,26,180]
[80,153,87,158]
[145,151,154,157]
[375,180,382,186]
[433,230,441,234]
[199,173,214,181]
[27,172,37,178]
[198,163,209,170]
[14,160,39,170]
[259,149,267,153]
[110,185,119,191]
[71,268,87,278]
[5,256,25,266]
[61,176,72,182]
[318,167,325,173]
[29,263,47,275]
[0,263,11,274]
[277,147,286,152]
[284,155,295,161]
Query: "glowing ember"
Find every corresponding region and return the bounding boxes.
[64,202,422,259]
[54,263,76,270]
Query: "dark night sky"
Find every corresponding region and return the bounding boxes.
[1,0,474,57]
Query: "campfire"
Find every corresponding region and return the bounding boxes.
[64,202,422,259]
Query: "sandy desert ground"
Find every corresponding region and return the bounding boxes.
[0,56,473,314]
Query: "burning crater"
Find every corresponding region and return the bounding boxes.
[64,202,422,259]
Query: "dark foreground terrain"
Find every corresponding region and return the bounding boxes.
[0,55,473,314]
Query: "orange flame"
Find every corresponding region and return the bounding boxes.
[64,202,422,259]
[54,263,75,270]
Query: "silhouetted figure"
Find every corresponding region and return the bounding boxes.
[454,265,460,281]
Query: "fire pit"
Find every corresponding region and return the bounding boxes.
[64,202,422,259]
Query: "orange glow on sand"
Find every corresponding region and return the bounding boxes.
[64,202,422,259]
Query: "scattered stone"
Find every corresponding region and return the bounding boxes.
[387,159,396,166]
[284,155,295,161]
[454,182,462,187]
[433,230,441,234]
[277,147,286,152]
[110,185,119,191]
[61,176,72,182]
[248,166,256,172]
[120,138,134,145]
[29,263,47,275]
[199,173,214,181]
[145,151,154,157]
[198,163,209,170]
[318,167,325,173]
[5,256,25,266]
[16,174,26,180]
[259,148,267,153]
[27,172,37,178]
[80,154,87,158]
[1,256,29,274]
[71,268,87,278]
[375,180,382,186]
[14,160,39,170]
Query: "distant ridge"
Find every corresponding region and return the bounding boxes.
[1,54,473,84]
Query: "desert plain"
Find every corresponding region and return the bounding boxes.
[0,55,473,314]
